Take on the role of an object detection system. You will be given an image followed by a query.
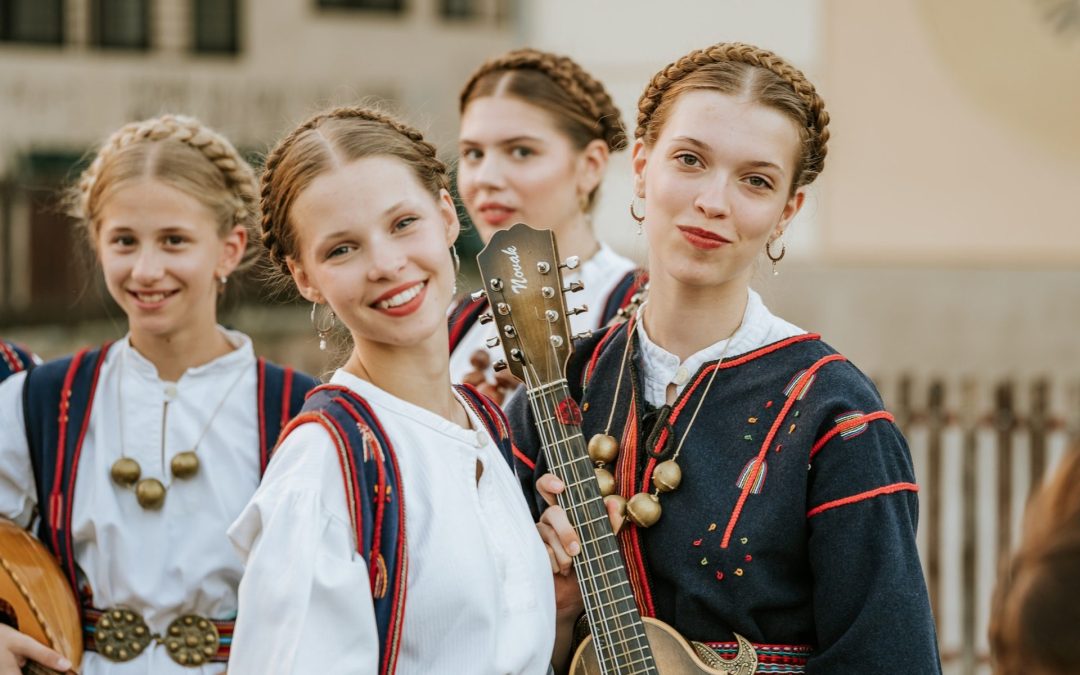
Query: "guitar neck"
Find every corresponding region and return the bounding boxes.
[527,380,656,675]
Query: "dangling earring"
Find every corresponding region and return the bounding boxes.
[310,302,336,351]
[766,237,786,276]
[449,246,461,296]
[629,198,645,236]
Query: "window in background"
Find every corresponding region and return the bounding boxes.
[441,0,476,20]
[94,0,149,50]
[0,0,63,45]
[193,0,239,54]
[317,0,405,12]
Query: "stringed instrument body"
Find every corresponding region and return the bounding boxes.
[475,223,757,675]
[0,519,82,675]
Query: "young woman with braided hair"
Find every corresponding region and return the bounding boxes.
[509,43,942,673]
[0,114,317,674]
[451,48,645,404]
[227,106,555,674]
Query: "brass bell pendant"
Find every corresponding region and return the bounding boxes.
[652,459,682,493]
[135,478,166,510]
[587,434,619,464]
[626,492,662,528]
[594,467,616,497]
[110,457,141,487]
[170,451,200,480]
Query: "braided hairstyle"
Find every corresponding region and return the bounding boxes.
[460,48,626,210]
[69,114,261,270]
[260,105,449,279]
[636,42,830,191]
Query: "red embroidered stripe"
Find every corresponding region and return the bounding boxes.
[615,396,657,617]
[280,367,294,430]
[809,411,895,460]
[720,353,846,548]
[704,641,813,665]
[0,342,23,373]
[583,319,630,388]
[448,297,487,351]
[807,482,919,518]
[512,444,536,471]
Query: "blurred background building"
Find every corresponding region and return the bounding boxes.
[2,0,1078,672]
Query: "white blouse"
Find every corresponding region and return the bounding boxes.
[228,370,556,675]
[449,242,638,386]
[0,331,261,675]
[636,288,806,408]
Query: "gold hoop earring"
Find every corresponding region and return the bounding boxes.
[629,199,645,235]
[766,238,786,276]
[310,302,336,351]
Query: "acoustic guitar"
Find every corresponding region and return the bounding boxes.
[0,519,82,674]
[475,223,757,675]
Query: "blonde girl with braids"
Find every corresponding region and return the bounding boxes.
[0,115,317,675]
[508,43,942,673]
[227,106,555,674]
[451,48,645,403]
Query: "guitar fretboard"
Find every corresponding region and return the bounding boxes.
[527,380,657,675]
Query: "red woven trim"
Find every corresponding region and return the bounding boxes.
[48,349,86,552]
[720,353,846,548]
[256,358,268,471]
[809,411,895,461]
[807,482,919,518]
[458,382,508,440]
[280,367,294,430]
[0,341,24,373]
[615,395,657,617]
[583,319,630,388]
[448,297,487,352]
[512,443,536,471]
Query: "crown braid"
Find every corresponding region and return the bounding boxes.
[71,114,261,269]
[636,42,830,187]
[461,48,627,152]
[260,105,449,277]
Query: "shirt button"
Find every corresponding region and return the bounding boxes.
[673,366,690,386]
[475,430,487,448]
[163,384,178,400]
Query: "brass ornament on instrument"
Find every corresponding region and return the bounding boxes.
[170,451,200,480]
[594,467,616,496]
[652,460,682,493]
[626,492,662,528]
[587,433,619,464]
[135,478,166,510]
[110,457,141,487]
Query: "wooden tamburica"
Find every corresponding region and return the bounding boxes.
[0,519,82,674]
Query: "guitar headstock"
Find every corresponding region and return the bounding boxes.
[473,223,587,388]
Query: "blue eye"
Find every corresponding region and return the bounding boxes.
[746,176,773,189]
[675,153,701,167]
[394,217,418,232]
[327,244,353,259]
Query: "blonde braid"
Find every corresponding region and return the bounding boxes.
[636,42,830,186]
[72,114,262,269]
[460,48,627,152]
[260,105,449,277]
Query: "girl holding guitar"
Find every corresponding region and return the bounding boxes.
[508,43,942,673]
[451,49,646,404]
[0,115,317,674]
[228,106,556,674]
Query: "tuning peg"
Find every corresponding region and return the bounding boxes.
[478,312,494,325]
[470,289,486,302]
[560,256,580,270]
[563,281,584,293]
[567,305,588,316]
[572,331,593,341]
[485,336,500,348]
[492,359,509,372]
[545,310,560,323]
[509,348,523,362]
[537,262,552,273]
[489,278,504,292]
[549,336,564,348]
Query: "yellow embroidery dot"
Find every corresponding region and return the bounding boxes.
[583,402,590,412]
[735,568,744,576]
[740,537,748,545]
[748,417,758,424]
[700,557,708,565]
[708,523,717,532]
[789,424,797,434]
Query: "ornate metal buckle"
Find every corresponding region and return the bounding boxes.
[93,608,220,667]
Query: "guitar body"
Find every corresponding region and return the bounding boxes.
[0,520,82,674]
[571,617,757,675]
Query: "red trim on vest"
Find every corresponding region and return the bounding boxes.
[614,391,657,617]
[807,482,919,518]
[511,444,535,471]
[0,341,25,373]
[448,297,487,352]
[809,411,895,460]
[719,353,846,548]
[583,319,631,388]
[280,367,294,430]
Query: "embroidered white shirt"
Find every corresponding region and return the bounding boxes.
[0,330,260,675]
[636,288,806,408]
[227,370,556,675]
[449,242,637,387]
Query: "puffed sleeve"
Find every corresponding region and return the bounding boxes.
[803,369,942,674]
[0,372,37,527]
[228,423,378,675]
